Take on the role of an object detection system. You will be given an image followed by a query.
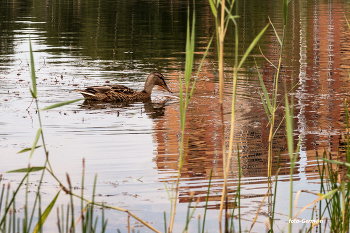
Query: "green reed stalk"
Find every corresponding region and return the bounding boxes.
[66,203,69,233]
[163,211,167,233]
[284,89,302,233]
[270,151,280,231]
[0,183,4,220]
[168,3,212,232]
[209,0,234,228]
[81,159,85,232]
[24,173,29,233]
[38,194,42,233]
[237,144,241,232]
[56,207,61,233]
[256,1,291,231]
[12,192,16,233]
[201,169,212,233]
[227,146,240,233]
[207,0,270,230]
[17,217,20,233]
[0,172,32,228]
[183,195,193,233]
[167,5,195,228]
[102,202,107,233]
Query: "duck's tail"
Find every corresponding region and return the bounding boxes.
[75,90,95,98]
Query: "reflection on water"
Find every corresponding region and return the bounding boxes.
[1,0,350,231]
[80,98,170,119]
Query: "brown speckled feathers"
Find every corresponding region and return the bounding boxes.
[77,71,172,102]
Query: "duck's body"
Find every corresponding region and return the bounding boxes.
[77,71,172,102]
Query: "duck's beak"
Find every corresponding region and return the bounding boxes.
[161,83,173,94]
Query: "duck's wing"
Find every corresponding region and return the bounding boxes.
[82,85,136,94]
[84,85,113,94]
[110,85,137,94]
[78,85,138,101]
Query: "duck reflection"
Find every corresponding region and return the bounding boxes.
[80,97,170,119]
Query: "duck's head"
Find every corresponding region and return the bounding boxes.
[144,71,172,94]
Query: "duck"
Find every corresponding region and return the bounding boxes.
[77,71,172,102]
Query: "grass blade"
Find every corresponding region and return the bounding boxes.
[7,167,46,173]
[283,0,288,26]
[268,16,282,46]
[285,93,293,158]
[41,99,83,111]
[29,39,37,99]
[237,23,270,70]
[30,128,42,159]
[188,35,214,102]
[319,158,350,168]
[17,146,42,154]
[259,93,272,124]
[163,211,167,233]
[201,169,212,233]
[256,62,273,115]
[208,0,217,18]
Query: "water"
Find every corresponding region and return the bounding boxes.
[1,0,349,232]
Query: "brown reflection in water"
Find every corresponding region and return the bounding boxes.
[152,62,285,207]
[152,0,350,208]
[301,0,347,177]
[80,98,169,118]
[154,67,222,177]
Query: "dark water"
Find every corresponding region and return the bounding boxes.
[1,0,349,232]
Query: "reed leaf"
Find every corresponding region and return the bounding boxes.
[268,17,282,46]
[237,23,270,70]
[345,15,350,30]
[179,75,184,130]
[189,35,214,101]
[33,191,60,233]
[201,169,212,233]
[30,128,42,159]
[208,0,217,18]
[17,145,42,154]
[256,61,272,116]
[163,211,167,233]
[258,45,277,69]
[284,93,293,159]
[29,39,37,99]
[319,158,350,168]
[184,5,195,92]
[259,93,272,124]
[7,167,45,173]
[283,0,288,26]
[41,99,83,111]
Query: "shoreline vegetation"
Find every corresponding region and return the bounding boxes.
[1,0,350,232]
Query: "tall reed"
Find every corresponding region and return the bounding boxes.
[207,1,269,231]
[167,3,213,232]
[257,0,295,231]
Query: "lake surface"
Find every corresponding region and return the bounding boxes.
[1,0,349,232]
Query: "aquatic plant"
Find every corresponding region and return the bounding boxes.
[167,3,213,232]
[207,0,270,231]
